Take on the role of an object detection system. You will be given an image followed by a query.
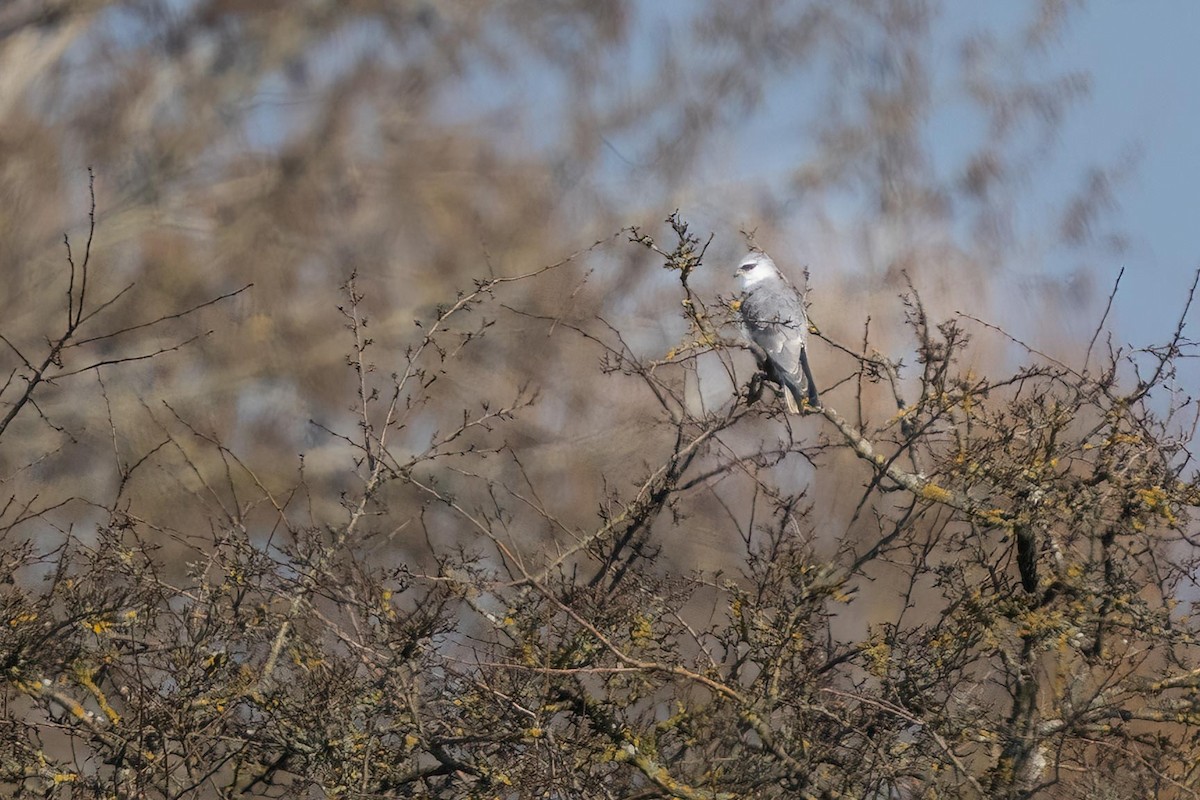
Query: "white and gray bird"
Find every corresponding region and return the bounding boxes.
[735,251,819,412]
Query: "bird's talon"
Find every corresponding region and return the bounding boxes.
[745,372,765,405]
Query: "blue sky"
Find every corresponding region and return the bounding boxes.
[1057,2,1200,342]
[791,2,1194,348]
[1029,1,1194,344]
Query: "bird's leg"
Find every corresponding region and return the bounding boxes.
[745,370,767,405]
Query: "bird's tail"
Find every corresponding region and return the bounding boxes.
[781,375,812,414]
[798,349,820,409]
[783,383,801,414]
[763,351,819,413]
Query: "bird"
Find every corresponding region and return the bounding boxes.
[734,251,819,412]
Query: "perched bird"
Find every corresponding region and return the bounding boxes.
[735,251,819,412]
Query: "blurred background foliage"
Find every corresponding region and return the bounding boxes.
[0,0,1118,542]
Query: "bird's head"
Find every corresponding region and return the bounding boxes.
[734,251,780,288]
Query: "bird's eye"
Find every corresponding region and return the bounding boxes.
[739,263,754,271]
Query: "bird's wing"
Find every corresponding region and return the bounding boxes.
[740,283,808,379]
